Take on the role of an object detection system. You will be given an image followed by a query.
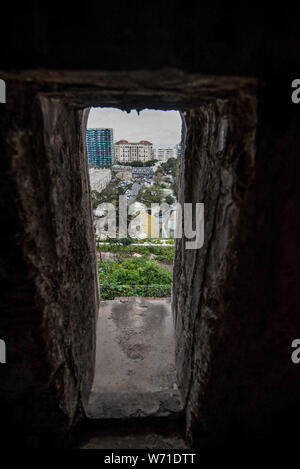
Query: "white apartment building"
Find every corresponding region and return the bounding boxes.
[155,146,176,162]
[115,140,153,163]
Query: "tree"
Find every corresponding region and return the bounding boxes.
[160,157,178,176]
[170,180,178,199]
[144,159,158,167]
[123,160,143,167]
[165,194,175,205]
[120,236,133,246]
[122,159,158,167]
[91,190,101,209]
[136,186,163,207]
[154,173,164,184]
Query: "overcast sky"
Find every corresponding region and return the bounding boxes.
[87,107,182,146]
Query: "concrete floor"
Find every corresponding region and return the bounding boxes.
[75,417,188,449]
[86,298,183,419]
[81,431,188,449]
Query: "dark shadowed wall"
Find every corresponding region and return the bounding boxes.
[0,3,299,448]
[0,83,99,447]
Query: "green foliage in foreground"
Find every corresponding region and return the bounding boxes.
[98,257,172,299]
[97,243,175,264]
[98,236,134,245]
[97,237,174,245]
[100,284,171,299]
[155,251,175,264]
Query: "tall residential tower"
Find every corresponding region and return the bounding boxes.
[86,128,114,166]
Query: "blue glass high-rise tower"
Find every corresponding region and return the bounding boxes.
[86,128,114,166]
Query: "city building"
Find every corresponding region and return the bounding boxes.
[88,168,112,192]
[114,140,153,163]
[86,128,114,166]
[131,166,154,178]
[154,145,177,162]
[176,142,182,157]
[111,165,132,181]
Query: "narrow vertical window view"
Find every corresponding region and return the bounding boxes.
[85,108,184,422]
[3,3,300,453]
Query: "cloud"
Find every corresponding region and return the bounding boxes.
[87,108,182,146]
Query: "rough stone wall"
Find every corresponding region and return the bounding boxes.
[37,95,99,411]
[0,5,298,80]
[173,93,258,445]
[0,65,299,450]
[173,83,300,447]
[0,83,99,447]
[0,70,257,448]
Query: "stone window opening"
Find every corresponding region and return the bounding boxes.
[2,70,257,447]
[83,105,184,421]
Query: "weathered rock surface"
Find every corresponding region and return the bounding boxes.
[173,96,257,444]
[0,68,299,449]
[0,84,99,447]
[87,298,183,419]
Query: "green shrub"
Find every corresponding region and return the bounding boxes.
[120,237,133,246]
[98,257,172,299]
[97,243,175,263]
[155,252,174,264]
[100,284,171,300]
